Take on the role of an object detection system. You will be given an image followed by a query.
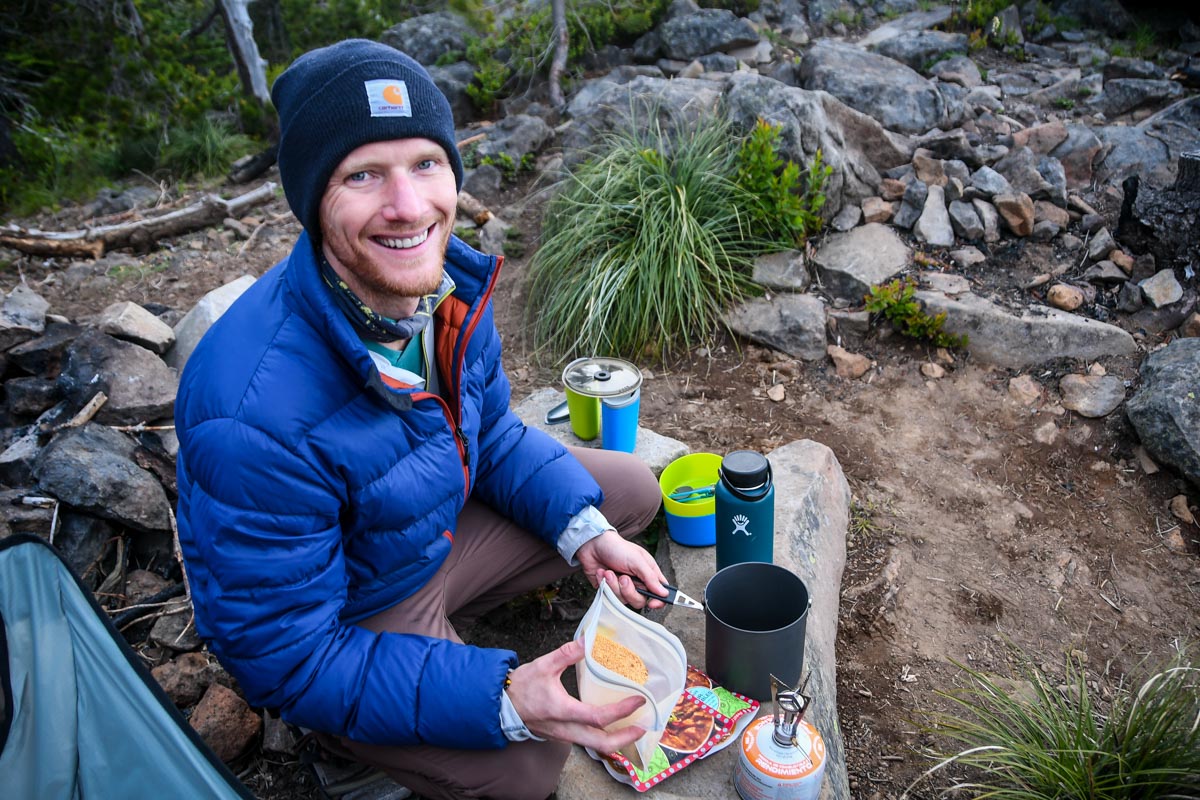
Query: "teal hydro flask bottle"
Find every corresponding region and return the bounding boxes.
[715,450,775,572]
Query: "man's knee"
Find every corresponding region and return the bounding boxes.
[477,738,571,800]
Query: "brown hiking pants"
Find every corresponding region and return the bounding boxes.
[315,446,662,800]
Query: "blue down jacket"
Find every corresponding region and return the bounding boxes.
[175,231,602,748]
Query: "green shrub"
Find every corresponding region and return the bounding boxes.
[477,152,535,181]
[864,279,968,349]
[910,651,1200,798]
[526,111,762,359]
[735,119,831,248]
[158,116,255,181]
[463,0,668,113]
[0,117,116,213]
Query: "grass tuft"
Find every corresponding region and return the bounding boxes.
[907,650,1200,799]
[525,109,764,360]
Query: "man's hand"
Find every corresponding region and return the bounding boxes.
[507,640,646,750]
[576,529,668,610]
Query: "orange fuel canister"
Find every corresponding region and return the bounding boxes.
[733,681,826,800]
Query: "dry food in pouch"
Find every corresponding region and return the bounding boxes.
[575,581,687,770]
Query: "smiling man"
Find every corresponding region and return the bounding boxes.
[173,39,666,800]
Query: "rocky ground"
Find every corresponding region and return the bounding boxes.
[2,1,1199,798]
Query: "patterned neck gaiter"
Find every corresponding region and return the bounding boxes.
[316,249,454,343]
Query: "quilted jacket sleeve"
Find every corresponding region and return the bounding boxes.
[177,416,516,748]
[466,324,603,545]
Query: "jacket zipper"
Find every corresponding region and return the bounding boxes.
[416,252,505,499]
[407,390,469,495]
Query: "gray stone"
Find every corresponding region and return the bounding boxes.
[1126,338,1200,488]
[478,216,511,258]
[796,39,950,134]
[97,301,175,355]
[994,146,1054,200]
[950,246,987,268]
[428,61,480,123]
[893,179,928,229]
[1083,261,1128,284]
[855,6,954,49]
[724,293,828,361]
[512,389,688,477]
[166,275,256,372]
[1092,78,1184,118]
[53,512,117,590]
[57,330,177,426]
[0,430,41,486]
[930,55,982,88]
[1031,219,1061,241]
[34,423,171,532]
[972,198,1002,243]
[1140,269,1184,308]
[996,4,1024,44]
[872,30,970,71]
[380,11,473,67]
[1117,281,1145,313]
[948,199,985,241]
[4,376,59,417]
[462,164,503,201]
[6,322,83,375]
[658,8,760,60]
[1103,57,1164,82]
[0,284,50,352]
[1037,155,1068,206]
[916,290,1137,368]
[1059,374,1126,418]
[830,204,862,232]
[810,223,911,302]
[149,600,203,651]
[921,271,972,295]
[753,250,811,292]
[827,309,871,347]
[471,114,554,164]
[970,165,1013,198]
[913,184,955,246]
[1087,228,1116,262]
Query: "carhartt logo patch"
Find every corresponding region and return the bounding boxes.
[364,79,412,117]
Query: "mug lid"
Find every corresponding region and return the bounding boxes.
[720,450,771,492]
[562,357,643,398]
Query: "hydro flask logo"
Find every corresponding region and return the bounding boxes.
[731,514,751,536]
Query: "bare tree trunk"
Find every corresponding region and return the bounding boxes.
[548,0,568,109]
[217,0,270,108]
[122,0,146,45]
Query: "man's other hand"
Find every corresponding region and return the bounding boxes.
[507,640,646,750]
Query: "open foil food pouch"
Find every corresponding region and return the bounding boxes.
[575,581,687,770]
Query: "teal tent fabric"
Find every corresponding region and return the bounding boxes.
[0,534,253,799]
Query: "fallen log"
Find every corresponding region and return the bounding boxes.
[457,190,494,225]
[0,181,278,259]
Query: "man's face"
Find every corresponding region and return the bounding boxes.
[319,138,458,318]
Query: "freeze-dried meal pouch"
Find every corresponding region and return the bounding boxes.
[575,581,687,771]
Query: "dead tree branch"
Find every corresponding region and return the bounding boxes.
[0,181,277,259]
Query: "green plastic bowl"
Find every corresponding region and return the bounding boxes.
[659,452,721,546]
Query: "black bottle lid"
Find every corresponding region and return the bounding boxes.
[720,450,772,495]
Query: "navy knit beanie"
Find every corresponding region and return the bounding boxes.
[271,39,464,237]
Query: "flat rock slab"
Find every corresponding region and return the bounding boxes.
[513,389,689,475]
[557,439,851,800]
[916,290,1137,368]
